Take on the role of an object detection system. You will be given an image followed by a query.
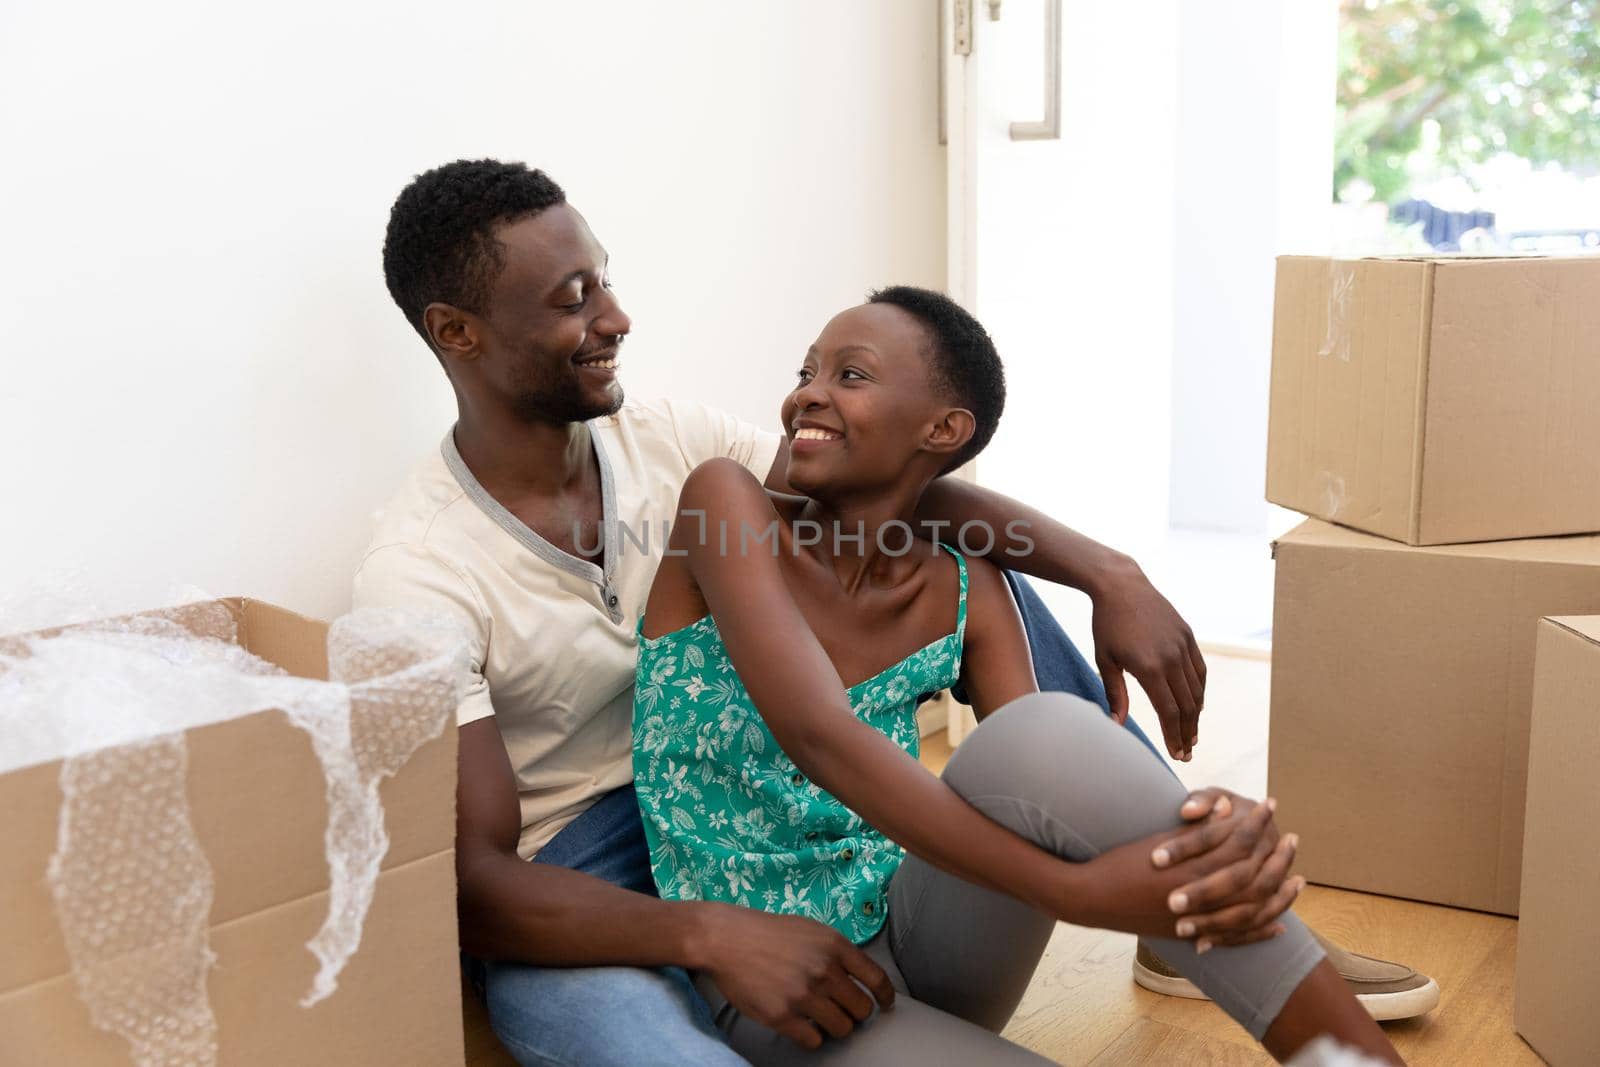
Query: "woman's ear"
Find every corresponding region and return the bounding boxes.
[925,408,976,463]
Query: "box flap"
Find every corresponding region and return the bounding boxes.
[1543,615,1600,646]
[239,598,330,678]
[0,596,247,653]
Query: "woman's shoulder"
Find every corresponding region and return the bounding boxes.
[679,457,810,526]
[679,457,794,507]
[958,549,1011,604]
[681,456,765,498]
[912,542,1011,622]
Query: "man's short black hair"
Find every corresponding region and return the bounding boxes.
[868,285,1005,473]
[382,159,566,345]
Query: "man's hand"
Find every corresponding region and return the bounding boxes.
[1149,788,1303,950]
[1089,556,1206,761]
[687,903,895,1050]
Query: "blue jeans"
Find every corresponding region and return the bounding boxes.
[466,574,1165,1064]
[461,784,746,1066]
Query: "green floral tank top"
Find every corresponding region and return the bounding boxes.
[632,545,968,944]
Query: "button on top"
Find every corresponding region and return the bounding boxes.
[606,593,619,607]
[790,772,804,786]
[840,848,855,862]
[861,900,875,915]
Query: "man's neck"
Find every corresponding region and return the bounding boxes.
[452,409,594,499]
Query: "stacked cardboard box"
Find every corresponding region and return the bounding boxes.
[1265,254,1600,920]
[1269,523,1600,913]
[1267,254,1600,545]
[1514,617,1600,1066]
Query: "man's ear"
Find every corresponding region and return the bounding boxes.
[925,408,976,463]
[423,302,482,366]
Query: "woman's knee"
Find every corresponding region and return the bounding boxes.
[943,692,1145,792]
[940,692,1189,852]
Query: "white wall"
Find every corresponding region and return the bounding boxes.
[0,1,945,623]
[1167,0,1336,535]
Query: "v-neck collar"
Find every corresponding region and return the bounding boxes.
[441,424,619,598]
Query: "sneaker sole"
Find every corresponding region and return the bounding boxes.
[1132,960,1441,1022]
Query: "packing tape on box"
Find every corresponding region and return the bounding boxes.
[1316,470,1346,518]
[1317,261,1356,363]
[0,604,468,1067]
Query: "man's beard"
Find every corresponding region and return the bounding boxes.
[509,367,624,425]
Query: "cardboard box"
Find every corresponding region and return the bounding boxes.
[1266,254,1600,545]
[0,598,466,1066]
[1268,520,1600,914]
[1514,617,1600,1065]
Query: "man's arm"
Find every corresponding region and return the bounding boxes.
[454,715,896,1050]
[763,441,1206,761]
[454,716,700,966]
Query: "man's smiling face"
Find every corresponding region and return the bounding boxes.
[472,203,632,424]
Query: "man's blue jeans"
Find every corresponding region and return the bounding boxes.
[460,783,747,1066]
[464,574,1168,1065]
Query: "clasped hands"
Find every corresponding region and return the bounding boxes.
[1083,787,1304,951]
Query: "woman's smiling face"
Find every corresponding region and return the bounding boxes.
[779,303,969,499]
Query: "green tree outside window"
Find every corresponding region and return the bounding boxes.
[1338,0,1600,203]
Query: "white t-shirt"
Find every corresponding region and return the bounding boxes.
[353,397,782,859]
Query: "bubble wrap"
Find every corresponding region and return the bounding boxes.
[292,610,470,1007]
[49,736,218,1067]
[0,604,468,1067]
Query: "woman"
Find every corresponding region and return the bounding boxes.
[632,286,1401,1065]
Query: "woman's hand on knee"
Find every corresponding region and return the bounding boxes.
[1172,833,1304,951]
[1070,799,1282,940]
[1150,791,1305,950]
[1149,789,1277,872]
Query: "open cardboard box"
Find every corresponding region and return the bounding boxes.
[0,598,466,1065]
[1267,253,1600,545]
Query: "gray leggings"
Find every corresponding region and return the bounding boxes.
[694,692,1326,1065]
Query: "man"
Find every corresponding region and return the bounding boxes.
[355,160,1437,1065]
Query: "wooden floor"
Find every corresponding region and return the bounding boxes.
[920,654,1542,1066]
